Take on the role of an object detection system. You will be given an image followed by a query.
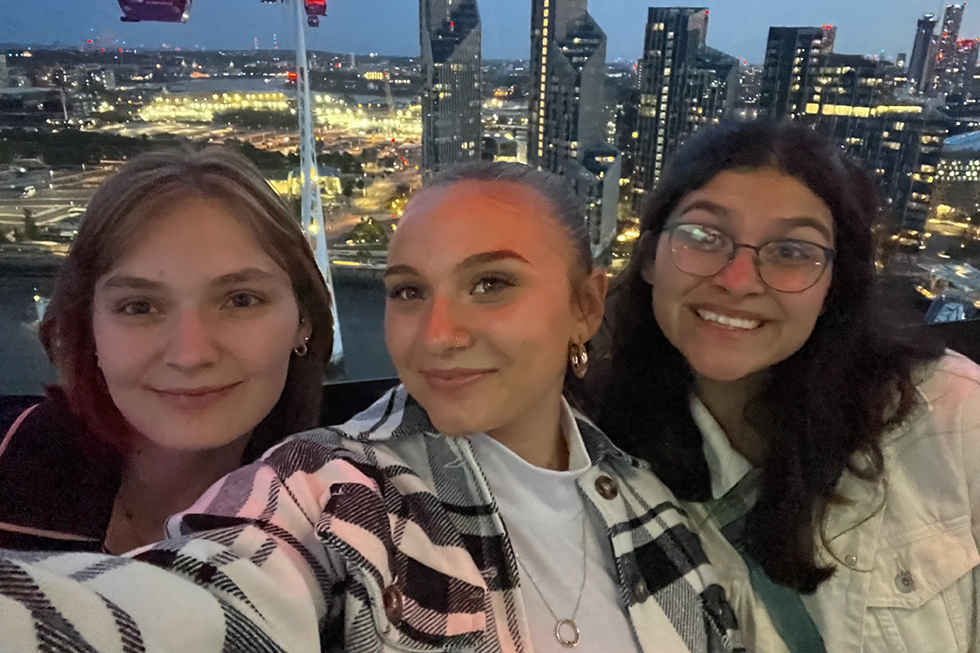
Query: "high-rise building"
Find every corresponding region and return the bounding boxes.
[759,26,833,120]
[800,53,946,234]
[0,55,8,89]
[687,47,739,131]
[944,38,980,98]
[529,0,620,258]
[632,7,708,200]
[897,52,908,70]
[934,3,968,93]
[420,0,482,176]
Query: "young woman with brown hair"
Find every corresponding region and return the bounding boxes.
[0,147,332,553]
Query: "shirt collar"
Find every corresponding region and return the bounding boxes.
[691,396,754,500]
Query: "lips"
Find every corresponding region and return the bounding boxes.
[151,383,242,411]
[420,368,495,392]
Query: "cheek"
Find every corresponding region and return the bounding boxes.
[92,315,142,387]
[650,259,684,331]
[383,310,413,369]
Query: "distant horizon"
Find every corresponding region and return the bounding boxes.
[1,1,974,67]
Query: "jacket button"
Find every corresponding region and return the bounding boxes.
[383,585,404,624]
[844,554,858,566]
[895,570,916,594]
[632,578,650,603]
[595,475,619,500]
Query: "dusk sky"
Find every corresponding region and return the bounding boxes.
[2,0,979,64]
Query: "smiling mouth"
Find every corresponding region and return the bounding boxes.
[420,368,495,390]
[695,308,762,331]
[155,383,241,397]
[151,383,242,409]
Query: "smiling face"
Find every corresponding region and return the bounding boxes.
[384,180,605,441]
[645,168,835,384]
[91,195,311,452]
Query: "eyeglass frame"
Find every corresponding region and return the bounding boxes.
[654,222,837,293]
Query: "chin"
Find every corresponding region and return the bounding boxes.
[423,407,490,438]
[690,358,765,384]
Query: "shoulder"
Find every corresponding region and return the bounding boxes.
[910,351,980,431]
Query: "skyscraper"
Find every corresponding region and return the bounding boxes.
[934,3,968,93]
[632,7,709,200]
[420,0,482,176]
[759,26,833,120]
[946,38,980,98]
[799,53,946,234]
[529,0,620,258]
[907,12,935,86]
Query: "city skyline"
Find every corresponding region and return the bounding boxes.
[3,0,980,64]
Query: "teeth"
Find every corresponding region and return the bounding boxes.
[696,309,761,330]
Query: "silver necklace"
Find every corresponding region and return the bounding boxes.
[515,514,589,648]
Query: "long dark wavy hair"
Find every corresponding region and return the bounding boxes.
[599,121,942,592]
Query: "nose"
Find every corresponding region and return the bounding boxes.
[712,247,765,295]
[165,309,219,371]
[421,293,469,351]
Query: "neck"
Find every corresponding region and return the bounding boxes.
[485,385,569,471]
[108,435,249,552]
[695,372,767,467]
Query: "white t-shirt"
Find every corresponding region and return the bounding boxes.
[469,403,642,653]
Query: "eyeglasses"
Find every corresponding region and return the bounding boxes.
[662,223,836,293]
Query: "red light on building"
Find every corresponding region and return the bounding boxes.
[287,71,298,80]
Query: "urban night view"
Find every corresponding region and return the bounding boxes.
[3,0,980,395]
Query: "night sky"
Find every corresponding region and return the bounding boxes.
[1,0,977,64]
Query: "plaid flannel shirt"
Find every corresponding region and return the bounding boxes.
[0,386,742,653]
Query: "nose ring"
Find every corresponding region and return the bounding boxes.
[452,334,463,350]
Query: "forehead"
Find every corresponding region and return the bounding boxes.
[109,195,280,276]
[390,180,571,266]
[679,169,834,228]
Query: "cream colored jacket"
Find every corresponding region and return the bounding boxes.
[684,352,980,653]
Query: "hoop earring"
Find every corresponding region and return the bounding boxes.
[293,338,309,357]
[569,342,589,379]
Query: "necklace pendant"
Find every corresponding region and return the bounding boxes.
[555,618,580,648]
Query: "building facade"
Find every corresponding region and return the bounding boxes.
[529,0,620,258]
[420,0,482,176]
[800,54,946,234]
[631,7,708,201]
[909,13,938,91]
[933,3,967,93]
[759,25,834,120]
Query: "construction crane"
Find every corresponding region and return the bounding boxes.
[114,0,343,367]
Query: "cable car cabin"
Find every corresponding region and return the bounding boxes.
[305,0,326,26]
[118,0,192,23]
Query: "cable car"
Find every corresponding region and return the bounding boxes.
[305,0,326,27]
[118,0,192,23]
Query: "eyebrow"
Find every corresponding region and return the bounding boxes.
[678,200,834,241]
[99,267,280,292]
[384,249,530,279]
[211,267,280,286]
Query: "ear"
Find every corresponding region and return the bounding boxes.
[296,316,313,348]
[573,267,609,342]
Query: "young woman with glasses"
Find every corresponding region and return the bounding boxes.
[593,121,980,652]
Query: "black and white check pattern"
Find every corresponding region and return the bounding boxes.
[0,386,743,652]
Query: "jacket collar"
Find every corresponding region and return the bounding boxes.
[329,384,632,467]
